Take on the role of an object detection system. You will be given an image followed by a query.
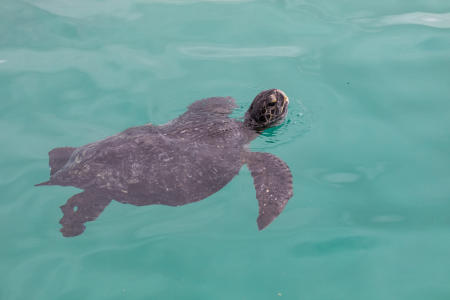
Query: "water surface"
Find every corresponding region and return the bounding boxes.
[1,0,450,299]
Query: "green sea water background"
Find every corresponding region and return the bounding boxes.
[1,0,450,299]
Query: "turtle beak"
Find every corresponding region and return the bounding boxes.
[276,89,289,104]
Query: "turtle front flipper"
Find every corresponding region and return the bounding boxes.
[59,190,112,237]
[244,152,293,230]
[186,96,237,116]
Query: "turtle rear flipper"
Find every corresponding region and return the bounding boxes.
[59,190,112,237]
[245,152,293,230]
[35,147,76,186]
[49,147,76,175]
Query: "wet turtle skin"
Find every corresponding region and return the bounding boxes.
[36,89,293,237]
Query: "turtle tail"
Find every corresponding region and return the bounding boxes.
[35,180,52,186]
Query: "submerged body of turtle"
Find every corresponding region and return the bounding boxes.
[36,91,293,237]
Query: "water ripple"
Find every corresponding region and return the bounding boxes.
[291,235,378,257]
[256,97,311,150]
[179,46,304,58]
[322,172,360,184]
[303,162,387,188]
[371,215,405,223]
[29,0,253,19]
[380,12,450,28]
[0,46,184,89]
[358,12,450,29]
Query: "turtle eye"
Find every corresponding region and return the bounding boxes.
[267,101,276,107]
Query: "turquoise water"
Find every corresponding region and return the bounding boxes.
[1,0,450,299]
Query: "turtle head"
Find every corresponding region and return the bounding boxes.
[244,89,289,130]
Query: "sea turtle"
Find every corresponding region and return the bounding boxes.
[36,89,293,237]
